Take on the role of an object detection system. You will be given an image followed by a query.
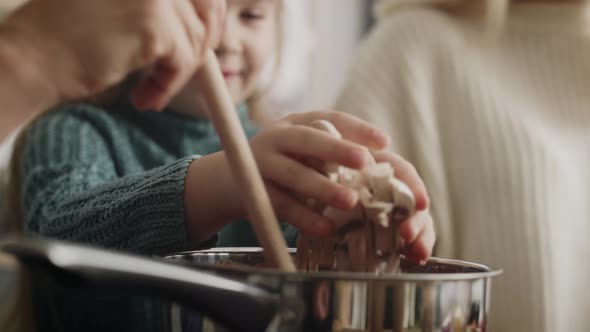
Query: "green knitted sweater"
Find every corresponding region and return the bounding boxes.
[19,102,297,331]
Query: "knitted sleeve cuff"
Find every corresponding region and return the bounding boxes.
[22,155,210,256]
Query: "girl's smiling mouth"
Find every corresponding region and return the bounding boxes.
[221,69,241,80]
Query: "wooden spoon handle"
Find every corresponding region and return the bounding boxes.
[199,50,295,272]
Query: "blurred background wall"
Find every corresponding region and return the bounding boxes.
[304,0,374,108]
[267,0,376,117]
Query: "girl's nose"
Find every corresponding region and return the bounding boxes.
[216,18,241,55]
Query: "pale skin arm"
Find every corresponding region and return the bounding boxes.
[183,111,435,262]
[0,30,53,140]
[0,0,226,141]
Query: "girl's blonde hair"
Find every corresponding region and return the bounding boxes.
[1,1,285,330]
[375,0,510,34]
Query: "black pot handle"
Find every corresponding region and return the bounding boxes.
[0,237,279,332]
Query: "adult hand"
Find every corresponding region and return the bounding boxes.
[1,0,226,112]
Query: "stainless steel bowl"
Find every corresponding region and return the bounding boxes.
[1,239,501,332]
[166,248,501,332]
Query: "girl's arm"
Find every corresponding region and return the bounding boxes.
[21,106,432,259]
[20,109,385,254]
[21,111,204,255]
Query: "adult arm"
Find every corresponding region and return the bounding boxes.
[0,0,225,141]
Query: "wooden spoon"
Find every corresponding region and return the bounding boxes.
[198,50,296,272]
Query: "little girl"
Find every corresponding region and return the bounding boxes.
[337,0,590,331]
[4,0,435,331]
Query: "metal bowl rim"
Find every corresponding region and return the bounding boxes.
[166,247,503,282]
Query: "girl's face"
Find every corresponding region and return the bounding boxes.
[170,0,278,117]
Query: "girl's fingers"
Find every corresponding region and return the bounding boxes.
[404,225,435,264]
[267,186,334,236]
[399,210,430,244]
[260,155,359,209]
[401,212,436,264]
[284,111,390,150]
[372,150,430,211]
[270,125,374,170]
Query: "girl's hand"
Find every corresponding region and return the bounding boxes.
[372,150,434,263]
[249,111,388,236]
[185,111,388,241]
[2,0,225,111]
[253,113,434,263]
[184,111,433,258]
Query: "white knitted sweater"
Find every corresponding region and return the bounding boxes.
[336,4,590,331]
